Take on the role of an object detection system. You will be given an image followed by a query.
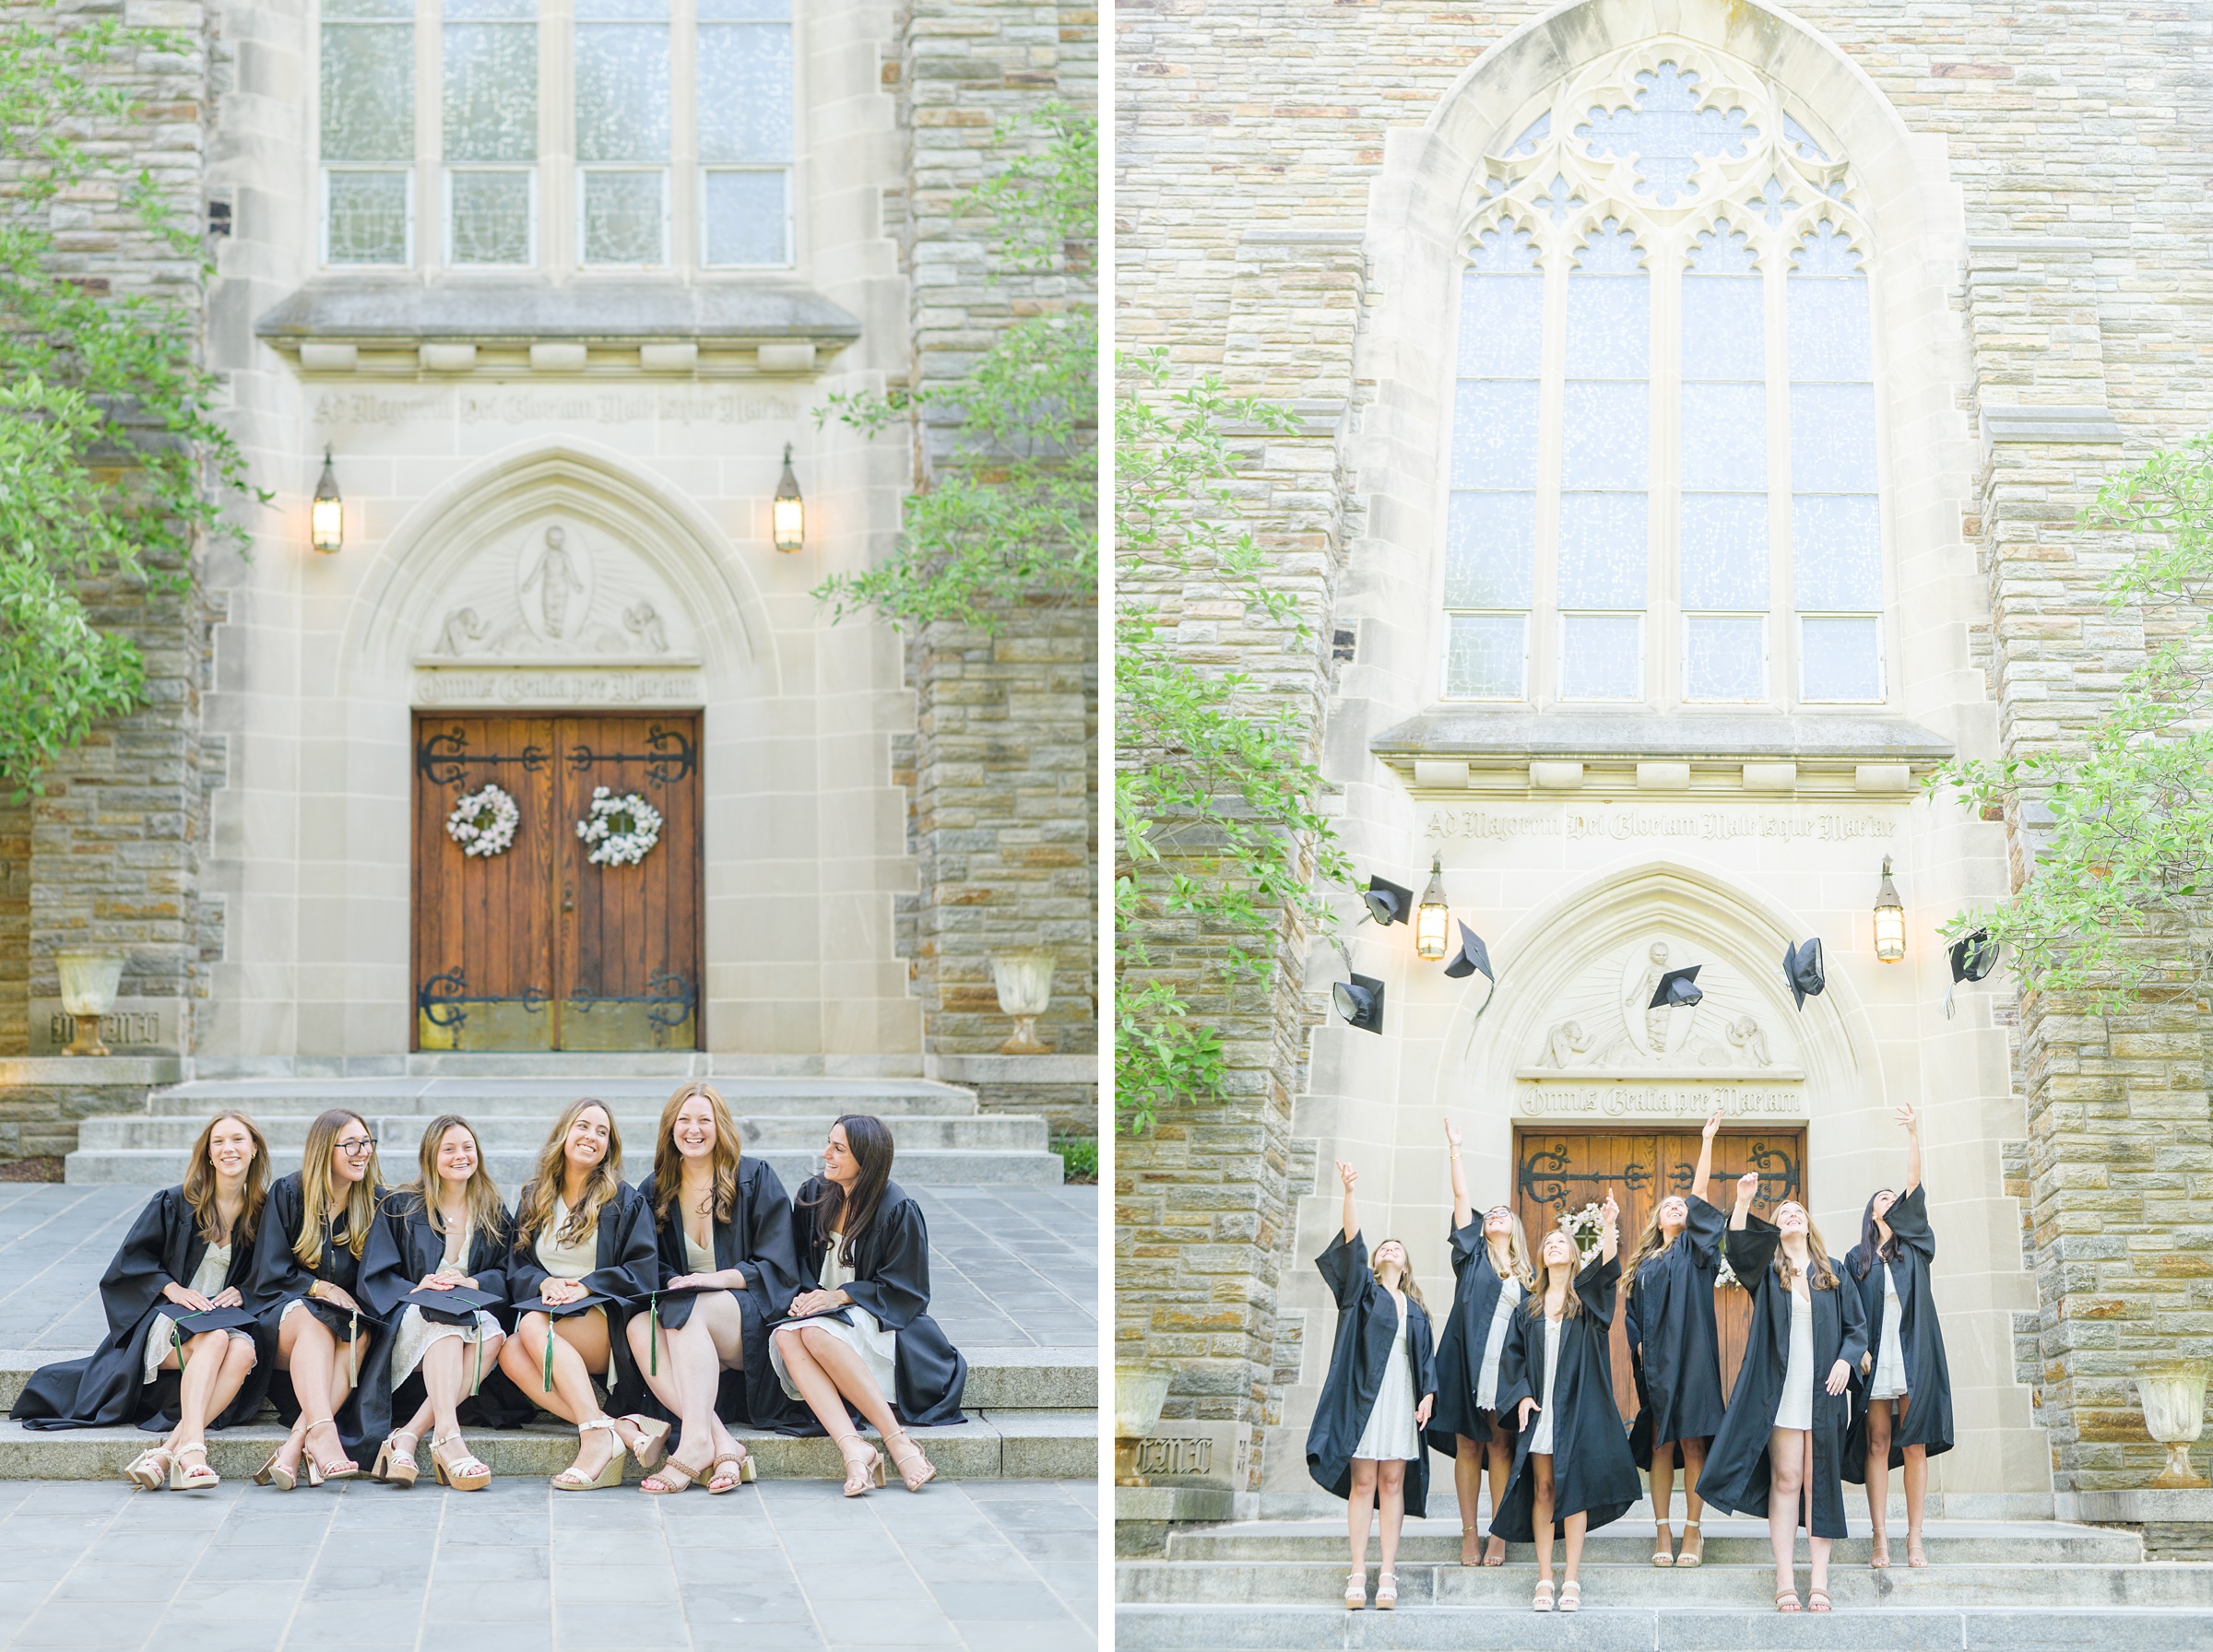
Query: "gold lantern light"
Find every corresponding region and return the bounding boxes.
[310,448,344,555]
[772,443,805,552]
[1414,855,1450,962]
[1873,855,1907,963]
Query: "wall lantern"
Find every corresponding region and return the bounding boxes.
[772,443,805,552]
[1414,856,1450,962]
[1873,855,1907,963]
[310,448,344,555]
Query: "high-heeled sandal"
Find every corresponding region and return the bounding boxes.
[883,1428,937,1493]
[123,1445,172,1491]
[1652,1520,1675,1566]
[1374,1571,1397,1611]
[621,1414,672,1471]
[372,1429,420,1488]
[429,1434,491,1491]
[1558,1581,1581,1613]
[1907,1532,1928,1568]
[838,1436,885,1497]
[1677,1520,1703,1567]
[1460,1524,1480,1566]
[552,1417,626,1491]
[252,1438,300,1492]
[1483,1532,1507,1566]
[1343,1570,1367,1611]
[302,1418,358,1482]
[706,1446,756,1493]
[168,1442,219,1491]
[1532,1579,1554,1612]
[1871,1531,1891,1569]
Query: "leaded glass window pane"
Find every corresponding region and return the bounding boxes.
[581,170,664,263]
[444,20,537,164]
[1681,496,1768,608]
[1559,382,1648,489]
[1445,494,1534,608]
[576,0,667,16]
[1681,383,1765,490]
[322,21,413,163]
[576,21,669,162]
[1789,384,1876,492]
[700,0,790,15]
[1560,615,1642,700]
[1801,616,1882,701]
[1574,63,1756,206]
[1791,495,1882,610]
[1685,616,1766,701]
[1563,278,1646,376]
[445,0,534,17]
[326,171,409,265]
[1447,616,1527,699]
[328,0,412,19]
[1681,277,1761,378]
[1558,494,1647,608]
[703,170,787,266]
[1451,382,1539,488]
[1787,279,1870,382]
[1458,274,1543,377]
[698,22,792,163]
[449,171,531,264]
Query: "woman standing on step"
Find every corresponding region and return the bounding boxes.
[359,1114,526,1490]
[1493,1193,1641,1614]
[624,1081,803,1493]
[772,1115,964,1496]
[1844,1103,1954,1569]
[248,1108,389,1488]
[13,1112,274,1492]
[1305,1160,1437,1613]
[1424,1118,1532,1568]
[1697,1173,1867,1613]
[1623,1110,1728,1569]
[497,1098,668,1490]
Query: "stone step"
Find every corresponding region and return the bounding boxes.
[141,1077,982,1119]
[77,1113,1042,1153]
[66,1145,1065,1188]
[0,1343,1094,1414]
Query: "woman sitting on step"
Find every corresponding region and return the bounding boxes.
[496,1098,668,1490]
[12,1111,274,1492]
[770,1115,964,1496]
[359,1114,528,1490]
[1696,1173,1868,1613]
[248,1108,389,1488]
[622,1081,803,1493]
[1305,1160,1438,1614]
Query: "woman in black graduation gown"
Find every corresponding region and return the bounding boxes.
[1305,1160,1438,1613]
[771,1115,966,1496]
[358,1114,527,1490]
[495,1098,668,1490]
[1697,1171,1868,1613]
[1622,1109,1727,1568]
[1843,1103,1954,1569]
[1494,1192,1640,1613]
[623,1080,803,1493]
[12,1111,275,1490]
[1424,1117,1532,1567]
[247,1108,389,1488]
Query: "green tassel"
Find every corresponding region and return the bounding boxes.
[349,1308,360,1388]
[470,1328,483,1398]
[543,1325,555,1394]
[171,1320,183,1370]
[650,1294,659,1377]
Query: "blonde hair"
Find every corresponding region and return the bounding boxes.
[651,1081,741,1227]
[400,1115,507,1245]
[515,1099,623,1249]
[294,1110,381,1268]
[1523,1225,1586,1322]
[1624,1195,1688,1290]
[1369,1238,1426,1310]
[1773,1204,1839,1291]
[182,1111,268,1250]
[1479,1207,1535,1290]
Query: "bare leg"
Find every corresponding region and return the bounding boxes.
[1680,1436,1708,1524]
[1346,1457,1378,1572]
[627,1306,723,1478]
[1864,1397,1893,1564]
[1453,1434,1484,1562]
[276,1311,358,1475]
[420,1329,500,1448]
[1483,1420,1512,1564]
[1651,1438,1676,1558]
[1902,1430,1929,1564]
[1768,1426,1805,1602]
[497,1312,639,1480]
[1805,1430,1832,1600]
[780,1324,901,1441]
[1532,1454,1556,1587]
[168,1330,250,1454]
[1563,1509,1588,1587]
[1377,1459,1405,1576]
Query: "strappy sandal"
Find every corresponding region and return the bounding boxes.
[1907,1531,1928,1568]
[1871,1531,1891,1569]
[1677,1520,1703,1567]
[1483,1532,1507,1566]
[1343,1570,1367,1611]
[429,1434,491,1491]
[1776,1588,1802,1612]
[168,1441,219,1491]
[706,1447,756,1493]
[1808,1587,1832,1612]
[1652,1520,1675,1566]
[1532,1579,1555,1612]
[552,1416,626,1491]
[1460,1524,1480,1566]
[372,1429,420,1488]
[1558,1580,1581,1613]
[883,1428,938,1493]
[641,1450,708,1495]
[838,1435,885,1497]
[302,1419,358,1482]
[621,1414,672,1471]
[1374,1571,1398,1611]
[123,1445,172,1491]
[252,1435,299,1492]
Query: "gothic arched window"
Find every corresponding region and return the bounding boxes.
[1443,50,1883,708]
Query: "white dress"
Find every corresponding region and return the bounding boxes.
[1475,1276,1521,1411]
[1526,1315,1564,1455]
[532,1199,610,1349]
[1351,1292,1421,1461]
[1773,1279,1816,1430]
[140,1242,247,1386]
[385,1215,500,1391]
[771,1231,899,1400]
[1870,1263,1909,1400]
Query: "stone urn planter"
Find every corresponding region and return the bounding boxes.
[988,949,1056,1055]
[54,952,125,1058]
[2133,1360,2213,1489]
[1115,1362,1174,1486]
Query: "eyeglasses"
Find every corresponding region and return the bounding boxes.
[336,1137,376,1158]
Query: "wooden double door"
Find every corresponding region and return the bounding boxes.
[1511,1125,1806,1423]
[412,713,701,1052]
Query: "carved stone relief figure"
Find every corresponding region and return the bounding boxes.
[1540,1020,1594,1068]
[520,525,588,640]
[435,607,489,657]
[623,602,669,654]
[1623,939,1687,1055]
[1727,1015,1772,1068]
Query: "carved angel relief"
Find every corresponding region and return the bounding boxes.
[421,520,691,664]
[1528,937,1794,1077]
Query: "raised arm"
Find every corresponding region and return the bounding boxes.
[1898,1103,1922,1194]
[1728,1167,1758,1232]
[1598,1188,1619,1264]
[1693,1108,1722,1203]
[1338,1160,1359,1244]
[1444,1119,1471,1230]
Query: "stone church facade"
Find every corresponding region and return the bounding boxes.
[0,0,1095,1151]
[1118,0,2213,1512]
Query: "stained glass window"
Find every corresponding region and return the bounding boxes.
[573,0,670,264]
[322,0,413,265]
[1557,220,1647,700]
[1679,219,1767,701]
[1576,64,1755,207]
[1790,222,1882,700]
[699,0,794,266]
[444,0,536,266]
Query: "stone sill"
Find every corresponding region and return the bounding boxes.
[2059,1489,2213,1524]
[928,1054,1098,1087]
[1982,404,2127,447]
[0,1057,183,1086]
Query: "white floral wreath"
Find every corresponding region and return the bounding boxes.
[576,785,663,867]
[445,784,519,858]
[1559,1202,1605,1268]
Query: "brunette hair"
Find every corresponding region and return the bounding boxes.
[182,1111,268,1250]
[799,1113,893,1269]
[1522,1224,1587,1322]
[1773,1202,1840,1291]
[651,1081,741,1226]
[1475,1205,1534,1290]
[1624,1191,1695,1290]
[1369,1239,1426,1310]
[1847,1189,1899,1281]
[399,1114,507,1245]
[515,1099,624,1249]
[294,1110,382,1268]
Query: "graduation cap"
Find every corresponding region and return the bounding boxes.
[1363,876,1414,926]
[172,1304,256,1337]
[508,1290,608,1319]
[402,1283,503,1328]
[1442,922,1494,982]
[1783,938,1826,1010]
[1647,965,1703,1009]
[1332,973,1387,1033]
[1944,928,2001,1019]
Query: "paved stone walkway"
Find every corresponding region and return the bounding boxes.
[0,1473,1096,1651]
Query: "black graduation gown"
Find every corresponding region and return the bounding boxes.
[1424,1216,1522,1457]
[618,1158,806,1433]
[1842,1184,1956,1481]
[503,1178,661,1410]
[773,1177,967,1430]
[1695,1217,1868,1540]
[1489,1254,1642,1541]
[353,1191,536,1444]
[1302,1231,1439,1517]
[246,1172,387,1457]
[11,1186,275,1434]
[1625,1193,1728,1467]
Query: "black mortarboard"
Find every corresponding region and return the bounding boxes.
[1944,928,2001,1019]
[507,1292,606,1319]
[403,1284,503,1327]
[1647,965,1703,1009]
[1332,973,1386,1033]
[1442,922,1494,981]
[1363,877,1414,926]
[172,1305,257,1336]
[1783,938,1826,1009]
